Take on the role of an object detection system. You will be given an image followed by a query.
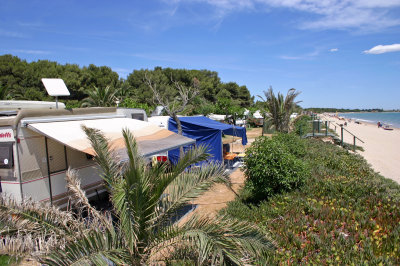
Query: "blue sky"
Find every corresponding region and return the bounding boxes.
[1,0,400,109]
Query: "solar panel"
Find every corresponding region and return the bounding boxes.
[41,78,70,96]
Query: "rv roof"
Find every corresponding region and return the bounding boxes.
[0,107,117,127]
[0,100,66,110]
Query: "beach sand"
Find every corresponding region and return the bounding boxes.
[322,114,400,184]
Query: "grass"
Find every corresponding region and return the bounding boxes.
[223,136,400,265]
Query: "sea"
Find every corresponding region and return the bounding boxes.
[339,112,400,129]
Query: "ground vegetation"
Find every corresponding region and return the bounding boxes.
[223,118,400,264]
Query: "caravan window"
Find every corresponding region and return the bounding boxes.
[0,143,13,169]
[131,113,144,121]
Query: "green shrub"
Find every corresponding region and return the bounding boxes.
[272,133,306,158]
[244,136,309,202]
[120,98,152,115]
[293,115,311,136]
[65,99,81,109]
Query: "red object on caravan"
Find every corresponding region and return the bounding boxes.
[157,156,168,162]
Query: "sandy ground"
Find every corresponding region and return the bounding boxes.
[179,127,263,223]
[321,114,400,184]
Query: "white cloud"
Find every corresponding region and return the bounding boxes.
[363,44,400,54]
[0,29,26,38]
[12,49,51,55]
[280,49,320,60]
[167,0,254,11]
[170,0,400,31]
[280,55,303,60]
[330,48,338,52]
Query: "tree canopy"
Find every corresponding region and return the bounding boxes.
[0,55,254,114]
[125,67,253,114]
[0,55,122,104]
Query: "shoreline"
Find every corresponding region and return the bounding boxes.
[338,112,400,129]
[322,113,400,184]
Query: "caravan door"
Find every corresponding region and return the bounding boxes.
[0,127,17,196]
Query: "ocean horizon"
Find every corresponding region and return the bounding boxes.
[339,112,400,129]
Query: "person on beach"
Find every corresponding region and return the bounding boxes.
[377,121,382,128]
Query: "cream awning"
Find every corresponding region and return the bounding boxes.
[26,117,195,159]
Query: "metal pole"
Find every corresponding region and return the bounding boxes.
[341,126,344,147]
[313,121,315,137]
[318,120,320,133]
[56,96,58,109]
[325,121,328,136]
[44,137,53,206]
[15,127,24,203]
[221,132,224,166]
[353,136,356,152]
[261,120,264,136]
[64,145,68,168]
[231,128,234,154]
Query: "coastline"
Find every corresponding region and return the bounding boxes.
[322,113,400,184]
[339,112,400,129]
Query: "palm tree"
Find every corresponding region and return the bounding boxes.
[81,86,120,107]
[0,127,274,265]
[259,87,301,133]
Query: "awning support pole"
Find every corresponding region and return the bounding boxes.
[44,137,53,206]
[15,127,24,203]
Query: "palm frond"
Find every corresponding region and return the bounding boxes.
[147,214,274,265]
[81,126,122,187]
[42,227,130,266]
[0,233,61,257]
[81,86,119,107]
[261,87,301,132]
[85,126,141,255]
[152,162,230,228]
[183,214,274,265]
[0,196,85,238]
[0,196,88,256]
[150,144,211,203]
[65,168,108,224]
[109,177,141,256]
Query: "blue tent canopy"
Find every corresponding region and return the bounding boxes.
[168,116,247,163]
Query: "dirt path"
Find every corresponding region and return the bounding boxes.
[181,168,247,224]
[180,128,263,223]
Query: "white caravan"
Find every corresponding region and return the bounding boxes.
[0,107,194,208]
[0,100,66,110]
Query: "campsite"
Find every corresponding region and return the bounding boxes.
[0,70,399,264]
[0,106,195,208]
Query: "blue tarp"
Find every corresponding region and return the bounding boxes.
[168,116,247,163]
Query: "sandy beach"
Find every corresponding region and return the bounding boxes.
[322,114,400,184]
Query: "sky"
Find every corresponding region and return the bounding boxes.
[1,0,400,109]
